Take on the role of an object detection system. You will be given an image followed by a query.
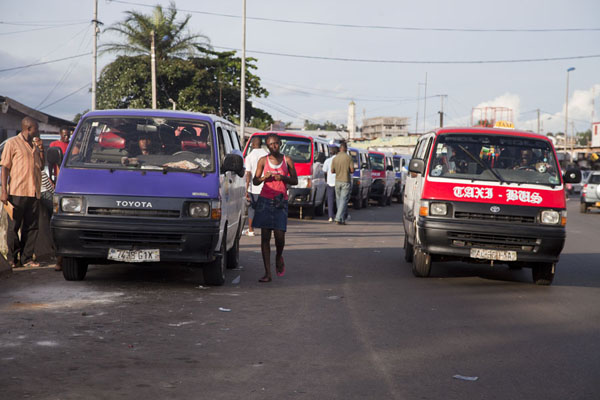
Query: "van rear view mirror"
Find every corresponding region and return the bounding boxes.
[563,168,581,184]
[46,146,63,168]
[222,153,245,177]
[408,159,425,175]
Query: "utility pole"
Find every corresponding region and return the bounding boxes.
[564,67,575,158]
[537,109,540,134]
[150,30,157,109]
[415,84,420,133]
[239,0,247,137]
[438,94,447,127]
[422,72,428,133]
[91,0,98,111]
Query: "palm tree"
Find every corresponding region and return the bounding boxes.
[101,1,209,60]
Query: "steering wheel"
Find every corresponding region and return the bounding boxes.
[173,151,195,157]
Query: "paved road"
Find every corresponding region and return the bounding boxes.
[1,198,599,399]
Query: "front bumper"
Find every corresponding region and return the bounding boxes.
[416,217,566,263]
[51,215,220,263]
[370,180,385,199]
[288,188,313,207]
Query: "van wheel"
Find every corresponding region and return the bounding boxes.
[386,193,392,206]
[62,257,88,281]
[226,232,240,269]
[378,195,386,206]
[397,189,404,204]
[403,236,413,263]
[362,192,369,208]
[580,202,588,213]
[353,196,362,210]
[412,246,432,277]
[204,239,226,286]
[532,262,555,286]
[314,196,325,217]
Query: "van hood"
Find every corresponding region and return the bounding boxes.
[55,167,220,199]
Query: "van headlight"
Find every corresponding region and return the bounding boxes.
[540,210,560,225]
[430,202,448,216]
[296,176,312,189]
[61,196,83,213]
[188,202,210,218]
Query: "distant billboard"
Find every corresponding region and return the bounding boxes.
[593,122,600,147]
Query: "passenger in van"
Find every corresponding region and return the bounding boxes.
[514,149,535,170]
[252,133,298,282]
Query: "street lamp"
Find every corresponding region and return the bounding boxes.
[564,67,575,161]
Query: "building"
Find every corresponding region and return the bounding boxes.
[0,95,75,142]
[361,116,409,140]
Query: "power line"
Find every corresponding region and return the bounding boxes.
[0,53,91,73]
[0,20,88,27]
[107,0,600,33]
[214,46,600,64]
[39,83,90,111]
[0,21,89,35]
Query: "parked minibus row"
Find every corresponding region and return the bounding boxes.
[242,131,411,217]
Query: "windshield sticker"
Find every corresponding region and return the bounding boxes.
[194,158,211,168]
[505,189,543,204]
[453,186,494,199]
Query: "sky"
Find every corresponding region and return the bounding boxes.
[1,0,599,134]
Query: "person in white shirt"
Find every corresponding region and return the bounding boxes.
[244,136,268,236]
[322,144,338,222]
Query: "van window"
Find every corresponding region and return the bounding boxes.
[65,116,214,173]
[361,153,369,168]
[279,136,312,163]
[216,127,226,163]
[428,133,560,186]
[393,158,401,171]
[369,153,385,171]
[349,150,359,169]
[228,128,241,150]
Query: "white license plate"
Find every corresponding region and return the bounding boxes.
[470,248,517,261]
[108,248,160,263]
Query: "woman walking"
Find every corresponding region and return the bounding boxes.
[252,133,298,282]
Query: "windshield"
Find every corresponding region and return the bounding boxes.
[349,150,360,169]
[429,133,561,186]
[369,153,385,171]
[589,174,600,184]
[279,137,312,163]
[65,116,214,173]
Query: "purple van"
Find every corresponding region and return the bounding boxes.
[49,109,246,286]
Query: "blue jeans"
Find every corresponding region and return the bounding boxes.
[335,182,351,223]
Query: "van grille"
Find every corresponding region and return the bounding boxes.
[81,231,183,250]
[454,211,535,224]
[87,207,180,218]
[448,231,540,252]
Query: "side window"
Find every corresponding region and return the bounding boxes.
[216,127,226,163]
[415,138,428,159]
[228,129,241,150]
[422,138,433,163]
[222,128,233,153]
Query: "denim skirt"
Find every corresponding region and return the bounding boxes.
[251,195,288,232]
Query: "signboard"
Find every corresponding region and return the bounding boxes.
[592,122,600,148]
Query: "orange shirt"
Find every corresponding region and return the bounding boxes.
[0,133,42,198]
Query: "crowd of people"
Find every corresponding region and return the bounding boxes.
[1,117,70,270]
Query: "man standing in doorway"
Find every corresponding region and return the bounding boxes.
[1,117,43,268]
[331,141,354,225]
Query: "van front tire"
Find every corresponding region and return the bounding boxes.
[532,262,555,286]
[62,257,88,281]
[204,239,226,286]
[226,232,240,269]
[403,235,413,263]
[412,246,431,277]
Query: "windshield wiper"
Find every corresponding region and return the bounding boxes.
[457,145,506,184]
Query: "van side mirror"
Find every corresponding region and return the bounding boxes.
[316,152,326,163]
[222,153,245,177]
[47,146,63,168]
[361,162,368,169]
[563,168,581,184]
[386,165,394,171]
[408,159,425,175]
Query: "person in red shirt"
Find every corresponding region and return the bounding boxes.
[49,127,70,179]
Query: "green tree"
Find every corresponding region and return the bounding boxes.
[101,1,209,60]
[577,129,592,146]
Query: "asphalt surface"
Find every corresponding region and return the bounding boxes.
[1,198,599,399]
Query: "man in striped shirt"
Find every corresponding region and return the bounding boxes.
[1,117,43,268]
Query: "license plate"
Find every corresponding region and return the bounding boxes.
[470,248,517,261]
[107,248,160,263]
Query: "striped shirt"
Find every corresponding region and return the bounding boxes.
[0,133,42,198]
[41,171,54,193]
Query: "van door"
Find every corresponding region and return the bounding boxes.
[215,122,235,249]
[404,135,433,241]
[226,127,245,239]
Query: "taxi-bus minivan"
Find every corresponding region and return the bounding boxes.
[243,131,328,219]
[403,126,578,285]
[348,146,372,209]
[49,109,246,286]
[369,150,395,206]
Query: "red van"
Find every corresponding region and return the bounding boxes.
[403,126,578,285]
[243,132,329,218]
[368,151,395,206]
